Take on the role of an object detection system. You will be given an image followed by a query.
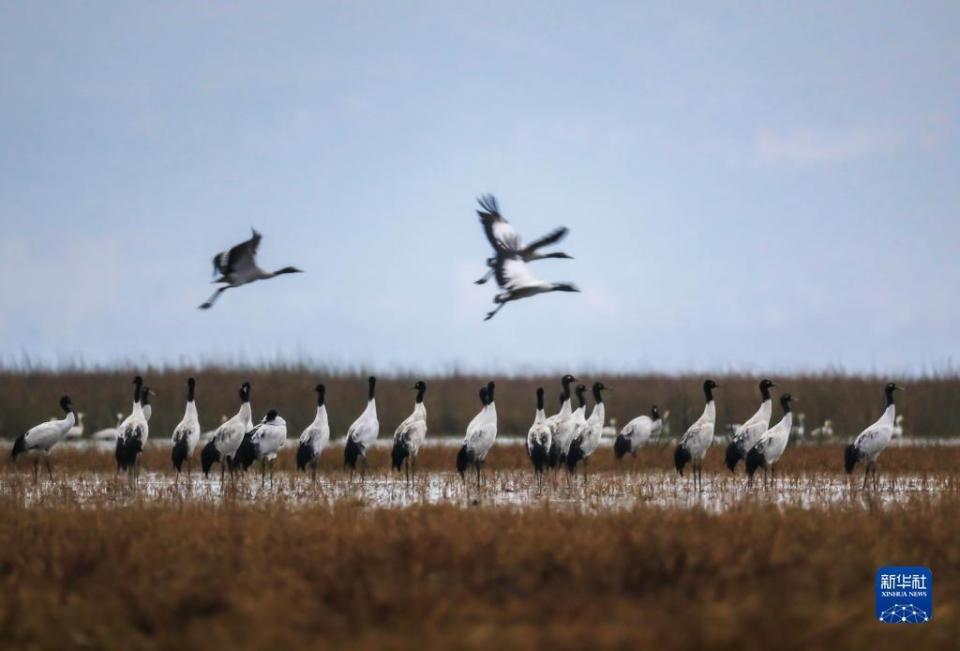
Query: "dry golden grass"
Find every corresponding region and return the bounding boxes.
[1,445,958,649]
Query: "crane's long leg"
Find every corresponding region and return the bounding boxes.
[484,302,507,321]
[33,457,39,484]
[474,269,494,285]
[862,463,869,490]
[199,285,231,310]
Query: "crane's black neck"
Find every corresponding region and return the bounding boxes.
[703,384,715,403]
[479,387,489,407]
[486,382,495,404]
[760,381,772,401]
[536,388,544,411]
[575,385,586,408]
[415,383,426,404]
[592,383,604,404]
[651,405,660,420]
[240,382,251,404]
[780,395,792,414]
[133,377,143,404]
[187,378,196,402]
[885,386,896,406]
[316,385,326,407]
[367,376,376,401]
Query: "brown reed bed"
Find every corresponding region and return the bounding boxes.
[2,368,959,448]
[1,475,958,649]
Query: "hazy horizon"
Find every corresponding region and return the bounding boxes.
[2,2,958,374]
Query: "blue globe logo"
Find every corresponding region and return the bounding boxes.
[879,604,929,624]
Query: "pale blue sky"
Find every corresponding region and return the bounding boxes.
[1,1,957,373]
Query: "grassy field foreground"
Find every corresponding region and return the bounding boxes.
[1,451,959,649]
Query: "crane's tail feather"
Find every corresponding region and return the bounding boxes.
[745,447,764,478]
[674,444,691,476]
[724,441,744,473]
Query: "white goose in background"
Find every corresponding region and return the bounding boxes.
[526,387,552,492]
[545,374,576,468]
[674,380,719,491]
[474,194,573,285]
[201,382,252,481]
[296,384,330,481]
[791,413,806,439]
[811,419,834,440]
[456,381,498,487]
[566,382,609,482]
[614,405,663,459]
[235,409,287,486]
[745,394,795,485]
[199,228,303,309]
[65,412,85,439]
[482,248,580,321]
[11,395,77,482]
[845,382,902,489]
[724,379,775,472]
[391,381,428,482]
[343,377,380,479]
[171,378,200,481]
[92,413,125,442]
[116,377,150,483]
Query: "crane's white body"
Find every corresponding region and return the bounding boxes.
[21,412,75,454]
[527,407,552,458]
[852,404,896,464]
[394,401,427,458]
[252,415,287,461]
[65,413,84,439]
[619,414,663,452]
[214,401,253,460]
[679,400,716,462]
[299,405,330,465]
[574,399,605,460]
[346,399,379,455]
[171,400,200,459]
[750,410,793,467]
[463,398,497,463]
[730,399,772,454]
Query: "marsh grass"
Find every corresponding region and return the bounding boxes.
[1,472,959,648]
[2,368,959,444]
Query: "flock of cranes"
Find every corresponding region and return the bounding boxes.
[9,375,903,491]
[196,195,578,321]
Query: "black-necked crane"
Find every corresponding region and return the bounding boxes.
[545,374,576,468]
[566,382,609,483]
[844,382,902,489]
[526,387,552,492]
[116,377,150,484]
[171,378,200,482]
[201,382,252,481]
[10,395,77,482]
[674,379,719,491]
[344,377,379,480]
[391,381,428,483]
[456,381,498,488]
[724,379,775,472]
[235,409,287,487]
[745,394,795,486]
[474,194,573,285]
[199,229,303,309]
[614,405,663,459]
[296,384,330,481]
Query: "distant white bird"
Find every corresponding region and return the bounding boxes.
[892,414,905,439]
[810,419,834,439]
[343,376,380,479]
[92,413,125,442]
[674,380,719,490]
[791,412,806,439]
[845,383,902,489]
[11,395,77,482]
[199,229,303,309]
[545,374,576,468]
[724,379,775,472]
[474,194,573,285]
[116,377,150,483]
[171,378,201,481]
[526,387,552,492]
[65,412,85,439]
[614,405,663,459]
[456,381,498,487]
[235,409,287,486]
[483,249,580,321]
[566,382,609,481]
[296,384,330,481]
[745,394,795,485]
[391,381,428,482]
[601,418,618,439]
[201,382,252,481]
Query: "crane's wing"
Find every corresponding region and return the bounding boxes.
[212,228,262,277]
[522,226,569,254]
[477,195,521,252]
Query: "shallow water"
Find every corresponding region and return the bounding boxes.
[2,467,953,514]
